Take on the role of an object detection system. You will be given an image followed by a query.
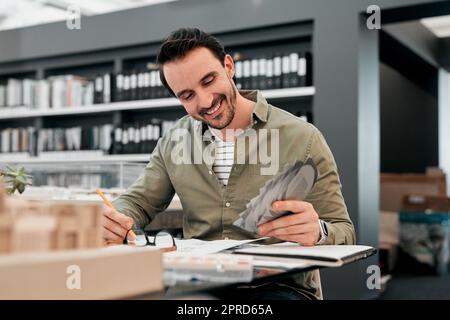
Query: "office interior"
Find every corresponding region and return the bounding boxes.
[1,0,450,300]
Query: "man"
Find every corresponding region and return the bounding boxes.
[103,28,355,300]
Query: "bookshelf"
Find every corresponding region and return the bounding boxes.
[0,153,151,164]
[0,23,315,162]
[0,86,315,120]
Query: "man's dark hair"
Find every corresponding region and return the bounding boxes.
[156,28,226,96]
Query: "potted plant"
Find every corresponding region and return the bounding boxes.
[0,165,33,195]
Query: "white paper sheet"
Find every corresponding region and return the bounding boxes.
[173,238,267,255]
[134,235,267,255]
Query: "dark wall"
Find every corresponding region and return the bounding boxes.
[380,62,438,172]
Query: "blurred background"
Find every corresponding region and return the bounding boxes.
[1,0,450,299]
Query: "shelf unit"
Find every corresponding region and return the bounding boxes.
[0,153,151,164]
[0,86,315,120]
[0,21,314,165]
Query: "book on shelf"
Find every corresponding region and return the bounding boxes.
[113,69,170,102]
[233,50,312,91]
[49,75,93,109]
[94,73,113,104]
[0,119,175,157]
[0,52,312,112]
[1,74,94,110]
[0,127,36,154]
[6,78,23,107]
[0,85,6,107]
[273,55,282,89]
[34,80,50,110]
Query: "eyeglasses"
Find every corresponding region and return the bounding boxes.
[123,229,177,253]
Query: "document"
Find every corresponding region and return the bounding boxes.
[172,238,267,255]
[132,236,267,255]
[233,159,318,233]
[233,243,377,267]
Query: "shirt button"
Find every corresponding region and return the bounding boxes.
[225,202,231,207]
[208,170,212,175]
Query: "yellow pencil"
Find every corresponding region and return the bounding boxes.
[96,188,114,208]
[96,188,136,240]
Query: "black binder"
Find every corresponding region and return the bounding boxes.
[114,73,124,102]
[112,127,123,154]
[272,55,282,89]
[234,60,243,90]
[94,75,103,104]
[130,71,138,101]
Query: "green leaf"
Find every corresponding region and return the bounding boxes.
[5,165,16,172]
[16,176,27,184]
[18,184,25,194]
[1,164,33,195]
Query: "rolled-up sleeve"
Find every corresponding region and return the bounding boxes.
[111,137,175,229]
[305,127,356,245]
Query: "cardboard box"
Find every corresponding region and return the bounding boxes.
[380,210,400,246]
[380,173,447,212]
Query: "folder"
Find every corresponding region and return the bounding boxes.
[103,73,111,103]
[272,55,282,89]
[233,243,377,267]
[114,73,124,102]
[234,60,243,90]
[130,72,138,101]
[94,75,103,104]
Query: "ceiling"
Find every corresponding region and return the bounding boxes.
[421,14,450,38]
[1,1,450,39]
[0,0,177,31]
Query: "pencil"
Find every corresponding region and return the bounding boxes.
[96,188,136,240]
[96,188,114,208]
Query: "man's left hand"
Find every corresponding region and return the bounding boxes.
[257,200,321,246]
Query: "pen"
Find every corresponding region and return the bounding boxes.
[96,188,136,240]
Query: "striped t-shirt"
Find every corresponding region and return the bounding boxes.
[209,128,234,186]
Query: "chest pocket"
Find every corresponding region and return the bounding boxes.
[235,163,279,204]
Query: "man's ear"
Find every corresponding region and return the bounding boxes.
[224,54,234,79]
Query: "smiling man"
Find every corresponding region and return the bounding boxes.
[104,28,355,300]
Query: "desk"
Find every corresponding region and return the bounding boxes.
[136,264,321,300]
[133,243,378,300]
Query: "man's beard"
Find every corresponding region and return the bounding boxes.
[195,81,237,130]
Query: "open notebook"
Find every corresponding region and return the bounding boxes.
[233,243,377,267]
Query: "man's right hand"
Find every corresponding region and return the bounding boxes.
[101,205,136,245]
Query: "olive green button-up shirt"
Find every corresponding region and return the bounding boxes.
[112,90,356,299]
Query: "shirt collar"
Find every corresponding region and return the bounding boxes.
[241,89,269,123]
[194,89,269,134]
